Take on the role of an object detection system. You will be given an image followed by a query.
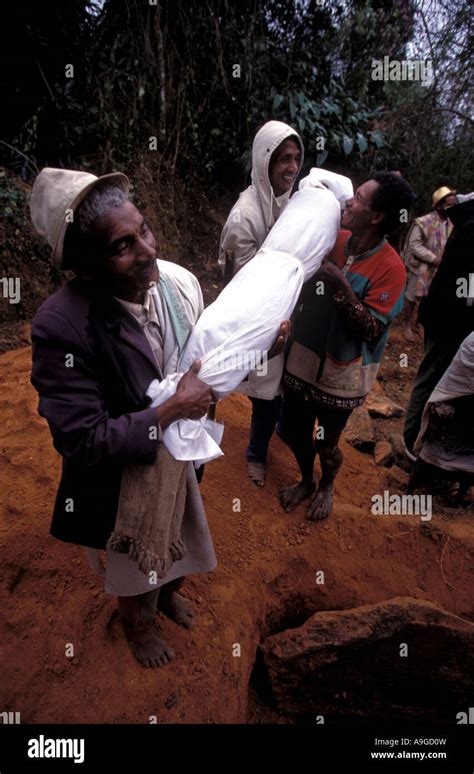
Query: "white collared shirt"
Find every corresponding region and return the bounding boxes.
[114,282,164,372]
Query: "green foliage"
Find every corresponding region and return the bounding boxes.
[270,85,382,166]
[1,0,472,203]
[0,171,28,222]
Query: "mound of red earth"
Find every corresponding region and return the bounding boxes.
[0,333,473,724]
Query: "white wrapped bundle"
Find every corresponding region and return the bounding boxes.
[179,250,303,393]
[258,185,344,281]
[298,167,353,209]
[148,176,352,463]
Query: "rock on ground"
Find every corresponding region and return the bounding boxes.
[343,407,375,451]
[386,464,410,488]
[365,392,405,418]
[374,440,393,466]
[263,596,474,722]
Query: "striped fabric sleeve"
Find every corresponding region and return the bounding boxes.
[333,290,384,342]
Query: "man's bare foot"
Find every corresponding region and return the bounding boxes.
[307,484,333,521]
[125,627,175,668]
[158,591,195,629]
[403,325,415,342]
[280,480,316,512]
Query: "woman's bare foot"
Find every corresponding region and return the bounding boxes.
[279,480,316,512]
[158,591,195,628]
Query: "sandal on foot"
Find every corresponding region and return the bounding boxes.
[248,461,266,487]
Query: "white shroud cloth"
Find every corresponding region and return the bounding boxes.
[149,176,353,463]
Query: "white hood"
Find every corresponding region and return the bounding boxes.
[251,120,304,233]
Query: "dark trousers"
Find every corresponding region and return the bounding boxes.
[404,330,468,454]
[277,388,353,476]
[247,395,282,463]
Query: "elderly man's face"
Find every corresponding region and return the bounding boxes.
[91,201,159,301]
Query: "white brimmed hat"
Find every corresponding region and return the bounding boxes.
[30,167,130,269]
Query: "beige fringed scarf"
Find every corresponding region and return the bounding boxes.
[106,444,188,578]
[106,269,198,578]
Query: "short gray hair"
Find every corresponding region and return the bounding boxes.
[63,183,128,271]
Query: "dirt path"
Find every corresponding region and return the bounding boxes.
[0,331,473,724]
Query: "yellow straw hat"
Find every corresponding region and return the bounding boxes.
[432,186,456,208]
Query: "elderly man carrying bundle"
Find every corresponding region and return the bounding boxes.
[30,169,216,669]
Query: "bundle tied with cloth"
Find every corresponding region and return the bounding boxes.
[108,168,353,578]
[149,168,353,463]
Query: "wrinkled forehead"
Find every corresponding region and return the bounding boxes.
[94,199,142,239]
[355,179,380,206]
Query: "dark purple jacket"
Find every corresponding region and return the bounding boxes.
[31,278,162,549]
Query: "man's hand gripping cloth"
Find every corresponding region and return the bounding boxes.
[150,175,353,464]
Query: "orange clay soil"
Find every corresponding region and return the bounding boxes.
[0,335,473,724]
